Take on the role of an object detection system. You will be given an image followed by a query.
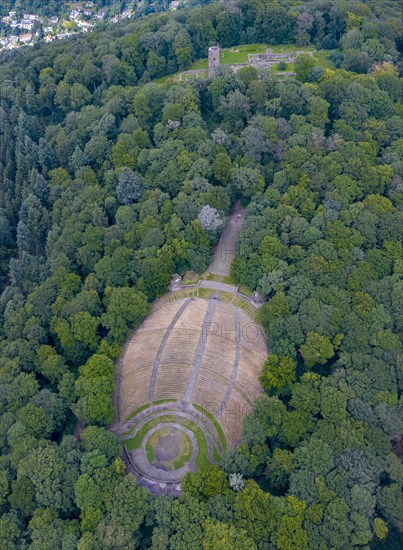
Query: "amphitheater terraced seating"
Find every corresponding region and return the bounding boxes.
[144,301,184,330]
[120,368,152,418]
[219,391,253,446]
[154,363,192,400]
[237,352,264,395]
[159,329,200,364]
[234,376,262,401]
[175,299,208,329]
[115,297,267,451]
[122,350,153,374]
[200,338,236,379]
[193,369,229,406]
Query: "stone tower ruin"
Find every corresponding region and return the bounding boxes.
[208,46,220,77]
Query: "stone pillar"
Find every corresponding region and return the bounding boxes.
[170,274,182,292]
[208,46,220,78]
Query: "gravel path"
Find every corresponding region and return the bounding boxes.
[199,280,238,294]
[208,200,245,276]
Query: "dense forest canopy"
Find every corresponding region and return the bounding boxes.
[0,0,402,548]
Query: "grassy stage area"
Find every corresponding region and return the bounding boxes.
[146,427,193,470]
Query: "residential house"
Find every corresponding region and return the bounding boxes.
[20,19,34,30]
[94,8,106,19]
[76,20,94,30]
[19,33,32,43]
[70,9,82,20]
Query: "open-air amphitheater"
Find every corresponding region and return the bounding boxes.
[110,294,267,495]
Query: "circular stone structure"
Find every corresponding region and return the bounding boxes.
[146,425,194,470]
[111,297,267,494]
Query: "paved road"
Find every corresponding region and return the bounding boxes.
[209,200,245,276]
[199,280,238,294]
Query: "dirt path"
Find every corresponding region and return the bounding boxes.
[208,200,245,276]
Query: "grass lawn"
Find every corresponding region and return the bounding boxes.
[193,403,228,452]
[271,62,295,73]
[212,445,221,463]
[312,49,335,70]
[220,43,269,64]
[205,272,224,282]
[197,287,215,299]
[237,284,254,298]
[221,275,253,297]
[124,414,177,451]
[172,432,193,469]
[182,270,200,284]
[124,399,177,422]
[178,417,214,469]
[222,274,237,285]
[190,59,208,70]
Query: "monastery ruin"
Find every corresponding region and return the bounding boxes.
[179,45,305,81]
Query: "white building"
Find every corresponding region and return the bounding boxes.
[20,20,34,30]
[95,8,106,19]
[19,33,32,43]
[70,10,81,20]
[76,20,94,30]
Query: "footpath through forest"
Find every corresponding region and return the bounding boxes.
[208,200,245,276]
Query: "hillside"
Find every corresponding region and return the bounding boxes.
[0,0,402,548]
